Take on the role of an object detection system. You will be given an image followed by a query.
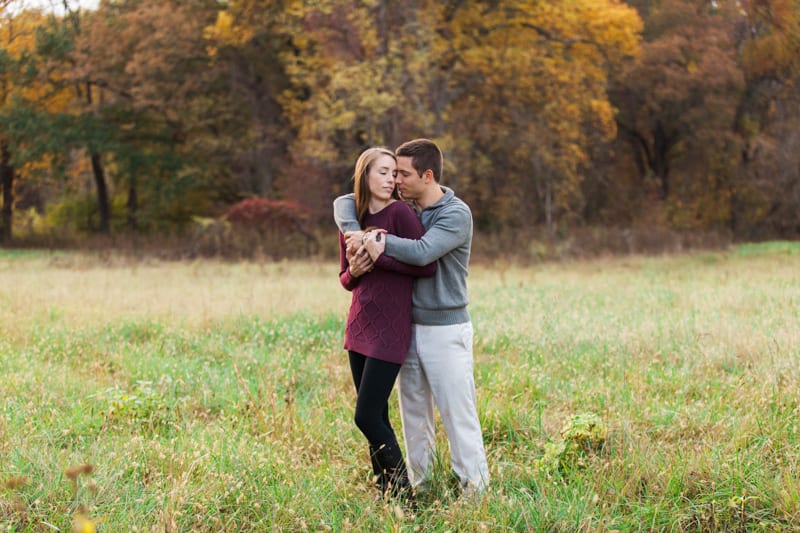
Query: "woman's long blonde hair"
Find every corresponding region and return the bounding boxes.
[353,147,397,228]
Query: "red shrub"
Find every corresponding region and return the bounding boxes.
[224,198,309,230]
[197,197,320,259]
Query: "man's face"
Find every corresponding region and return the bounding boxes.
[396,156,424,200]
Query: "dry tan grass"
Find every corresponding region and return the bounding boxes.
[0,256,350,332]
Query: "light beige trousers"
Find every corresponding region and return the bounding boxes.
[398,322,489,492]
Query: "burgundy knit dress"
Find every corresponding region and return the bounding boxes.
[338,201,436,364]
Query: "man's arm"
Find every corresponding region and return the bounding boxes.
[371,203,436,276]
[333,192,371,265]
[333,194,361,233]
[377,206,471,266]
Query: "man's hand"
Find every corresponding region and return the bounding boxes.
[344,231,364,254]
[364,231,387,261]
[347,246,373,277]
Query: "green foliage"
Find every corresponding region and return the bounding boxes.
[42,194,101,234]
[537,412,608,475]
[93,381,175,429]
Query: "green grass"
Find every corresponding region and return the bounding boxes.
[1,244,799,531]
[734,241,800,256]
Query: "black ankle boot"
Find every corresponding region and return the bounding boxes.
[374,447,415,504]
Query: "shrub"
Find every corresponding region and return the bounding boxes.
[188,198,319,259]
[537,412,608,475]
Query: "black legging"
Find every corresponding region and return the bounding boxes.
[348,351,404,470]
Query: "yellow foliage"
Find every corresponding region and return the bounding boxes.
[741,0,800,79]
[204,9,253,50]
[429,0,642,219]
[0,11,72,112]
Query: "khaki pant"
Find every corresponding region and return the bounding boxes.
[398,322,489,492]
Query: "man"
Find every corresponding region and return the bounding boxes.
[333,138,489,496]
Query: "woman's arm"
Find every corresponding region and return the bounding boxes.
[375,251,436,277]
[338,232,360,291]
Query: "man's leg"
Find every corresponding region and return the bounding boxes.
[397,324,436,489]
[416,322,489,493]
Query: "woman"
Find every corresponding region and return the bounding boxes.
[338,147,436,501]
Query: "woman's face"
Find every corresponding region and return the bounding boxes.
[367,154,397,202]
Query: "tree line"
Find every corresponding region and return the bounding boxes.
[0,0,798,248]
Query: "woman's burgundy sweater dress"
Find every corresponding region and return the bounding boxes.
[338,201,436,364]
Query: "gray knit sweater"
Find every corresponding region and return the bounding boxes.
[333,187,472,325]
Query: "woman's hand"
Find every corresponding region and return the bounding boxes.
[347,247,373,277]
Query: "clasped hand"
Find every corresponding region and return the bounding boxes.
[344,229,388,277]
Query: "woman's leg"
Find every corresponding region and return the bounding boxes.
[348,351,383,481]
[348,350,367,392]
[348,351,405,482]
[349,352,410,497]
[351,354,402,453]
[348,351,393,431]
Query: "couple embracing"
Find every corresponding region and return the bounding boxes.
[334,138,489,505]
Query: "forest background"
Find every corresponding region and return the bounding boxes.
[0,0,798,260]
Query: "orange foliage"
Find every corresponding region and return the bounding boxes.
[740,0,800,80]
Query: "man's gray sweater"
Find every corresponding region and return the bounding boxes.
[333,187,472,326]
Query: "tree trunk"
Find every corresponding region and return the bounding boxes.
[1,141,14,243]
[90,152,110,234]
[619,120,674,200]
[652,123,672,200]
[127,173,138,231]
[85,81,110,234]
[545,180,554,240]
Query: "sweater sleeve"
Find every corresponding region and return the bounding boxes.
[384,204,471,266]
[374,203,437,277]
[333,193,361,233]
[338,232,359,291]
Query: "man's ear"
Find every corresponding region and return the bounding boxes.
[423,169,434,183]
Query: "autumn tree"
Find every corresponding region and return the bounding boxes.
[609,0,745,230]
[45,0,221,233]
[441,0,642,235]
[203,0,295,204]
[2,0,798,246]
[0,9,23,242]
[206,0,418,222]
[732,0,800,237]
[0,7,73,242]
[269,0,642,232]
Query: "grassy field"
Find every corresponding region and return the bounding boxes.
[1,242,799,531]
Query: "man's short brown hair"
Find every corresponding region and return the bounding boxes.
[396,138,443,183]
